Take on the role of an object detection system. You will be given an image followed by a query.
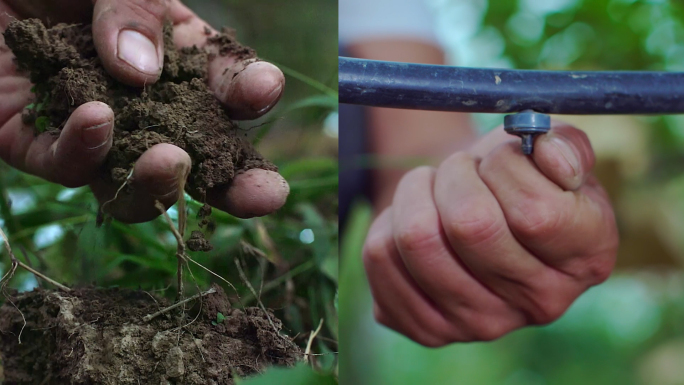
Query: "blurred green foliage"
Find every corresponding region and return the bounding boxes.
[475,0,684,162]
[237,363,337,385]
[341,1,684,384]
[0,0,338,383]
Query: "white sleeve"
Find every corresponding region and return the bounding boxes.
[339,0,438,46]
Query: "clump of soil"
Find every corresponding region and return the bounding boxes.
[2,19,277,194]
[0,285,301,384]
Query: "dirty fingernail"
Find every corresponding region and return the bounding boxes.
[118,30,159,75]
[255,83,283,113]
[82,121,112,150]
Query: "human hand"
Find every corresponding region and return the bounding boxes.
[362,124,618,346]
[0,0,288,223]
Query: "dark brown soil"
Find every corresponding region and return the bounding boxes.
[2,19,276,194]
[0,285,301,384]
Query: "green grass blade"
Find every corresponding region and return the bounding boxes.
[267,60,337,98]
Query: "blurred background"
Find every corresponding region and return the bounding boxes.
[341,0,684,384]
[0,0,338,381]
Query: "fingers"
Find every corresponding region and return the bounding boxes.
[362,123,618,344]
[91,143,190,223]
[209,60,285,120]
[0,101,114,188]
[433,152,581,324]
[363,209,459,347]
[469,122,595,187]
[205,169,289,218]
[533,123,595,191]
[48,102,114,187]
[91,0,284,116]
[91,144,286,223]
[472,122,595,191]
[0,76,31,124]
[92,0,168,86]
[390,166,526,336]
[169,1,285,120]
[478,128,617,282]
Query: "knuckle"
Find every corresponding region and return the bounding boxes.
[374,302,460,347]
[444,207,503,247]
[373,307,443,347]
[466,319,510,342]
[373,304,389,326]
[525,295,568,325]
[584,252,617,285]
[362,236,391,270]
[410,321,455,347]
[398,166,434,191]
[585,211,619,284]
[445,151,475,166]
[412,334,448,348]
[448,309,515,342]
[479,141,516,172]
[561,213,618,284]
[394,222,442,255]
[508,198,564,239]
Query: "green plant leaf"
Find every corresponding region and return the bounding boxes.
[279,158,338,180]
[266,60,337,98]
[98,251,176,280]
[216,312,225,323]
[35,116,50,133]
[283,95,338,113]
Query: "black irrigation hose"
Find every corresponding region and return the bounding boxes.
[339,57,684,115]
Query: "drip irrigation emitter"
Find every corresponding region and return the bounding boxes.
[339,57,684,154]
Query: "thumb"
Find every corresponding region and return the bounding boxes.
[92,0,168,86]
[532,123,596,191]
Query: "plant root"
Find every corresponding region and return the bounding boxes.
[142,287,216,323]
[0,226,70,343]
[304,318,324,365]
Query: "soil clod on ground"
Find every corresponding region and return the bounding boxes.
[0,285,301,384]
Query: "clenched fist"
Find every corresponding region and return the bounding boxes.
[363,123,618,346]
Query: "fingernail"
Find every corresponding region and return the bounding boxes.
[151,162,190,200]
[82,121,112,150]
[550,136,580,178]
[255,83,283,114]
[118,30,160,75]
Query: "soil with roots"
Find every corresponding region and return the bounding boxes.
[0,17,299,385]
[0,285,301,384]
[2,18,277,196]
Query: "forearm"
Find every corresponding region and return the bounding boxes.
[347,39,476,211]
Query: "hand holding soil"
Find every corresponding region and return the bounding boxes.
[0,0,290,223]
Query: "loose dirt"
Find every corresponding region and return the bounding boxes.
[0,285,301,384]
[0,19,298,385]
[2,19,276,195]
